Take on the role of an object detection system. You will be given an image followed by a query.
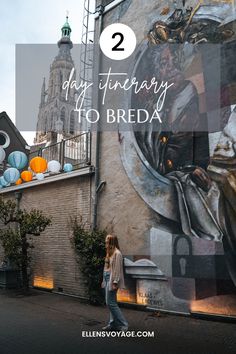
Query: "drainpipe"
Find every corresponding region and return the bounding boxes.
[15,191,22,212]
[93,3,105,230]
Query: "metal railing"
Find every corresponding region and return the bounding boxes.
[29,132,91,170]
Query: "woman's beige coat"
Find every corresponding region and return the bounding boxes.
[102,248,125,291]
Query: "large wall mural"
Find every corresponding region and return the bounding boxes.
[120,3,236,315]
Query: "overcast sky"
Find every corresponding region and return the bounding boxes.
[0,0,89,145]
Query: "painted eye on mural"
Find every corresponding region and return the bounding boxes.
[0,130,10,149]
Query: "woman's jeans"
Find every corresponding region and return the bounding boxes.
[104,271,128,329]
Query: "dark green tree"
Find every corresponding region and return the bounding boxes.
[0,197,51,290]
[71,217,106,305]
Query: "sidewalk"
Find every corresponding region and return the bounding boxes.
[0,289,235,354]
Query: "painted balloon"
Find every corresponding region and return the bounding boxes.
[48,160,61,173]
[15,178,23,185]
[0,147,6,164]
[8,151,28,170]
[21,171,33,182]
[63,163,73,172]
[30,157,47,174]
[0,176,10,187]
[36,173,45,181]
[3,168,20,184]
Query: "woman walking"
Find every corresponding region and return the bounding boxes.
[101,234,128,331]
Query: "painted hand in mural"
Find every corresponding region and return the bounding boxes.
[190,167,212,192]
[129,6,236,288]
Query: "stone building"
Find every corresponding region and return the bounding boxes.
[1,0,236,318]
[0,17,93,299]
[35,16,77,145]
[91,0,236,316]
[0,111,30,174]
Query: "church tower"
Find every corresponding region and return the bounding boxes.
[35,16,77,144]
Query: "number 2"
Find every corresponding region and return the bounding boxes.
[112,32,125,51]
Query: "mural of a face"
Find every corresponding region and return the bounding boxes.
[120,4,236,307]
[159,46,184,91]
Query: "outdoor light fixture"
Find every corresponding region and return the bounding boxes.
[33,276,54,290]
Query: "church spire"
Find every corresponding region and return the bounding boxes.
[35,14,76,144]
[57,14,73,51]
[61,14,72,38]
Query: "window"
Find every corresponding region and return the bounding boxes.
[0,130,10,148]
[70,111,75,135]
[60,108,66,133]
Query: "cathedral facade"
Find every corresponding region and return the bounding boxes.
[35,17,77,144]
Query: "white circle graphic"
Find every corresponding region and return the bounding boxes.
[99,23,137,60]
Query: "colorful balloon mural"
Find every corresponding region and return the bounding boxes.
[0,147,6,164]
[3,168,20,184]
[36,173,45,181]
[8,151,28,170]
[0,176,10,187]
[21,171,33,182]
[48,160,61,173]
[63,163,73,172]
[15,178,23,185]
[30,157,47,174]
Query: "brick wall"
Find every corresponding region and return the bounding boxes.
[0,175,92,298]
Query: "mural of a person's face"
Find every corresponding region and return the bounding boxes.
[125,6,236,314]
[159,46,184,91]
